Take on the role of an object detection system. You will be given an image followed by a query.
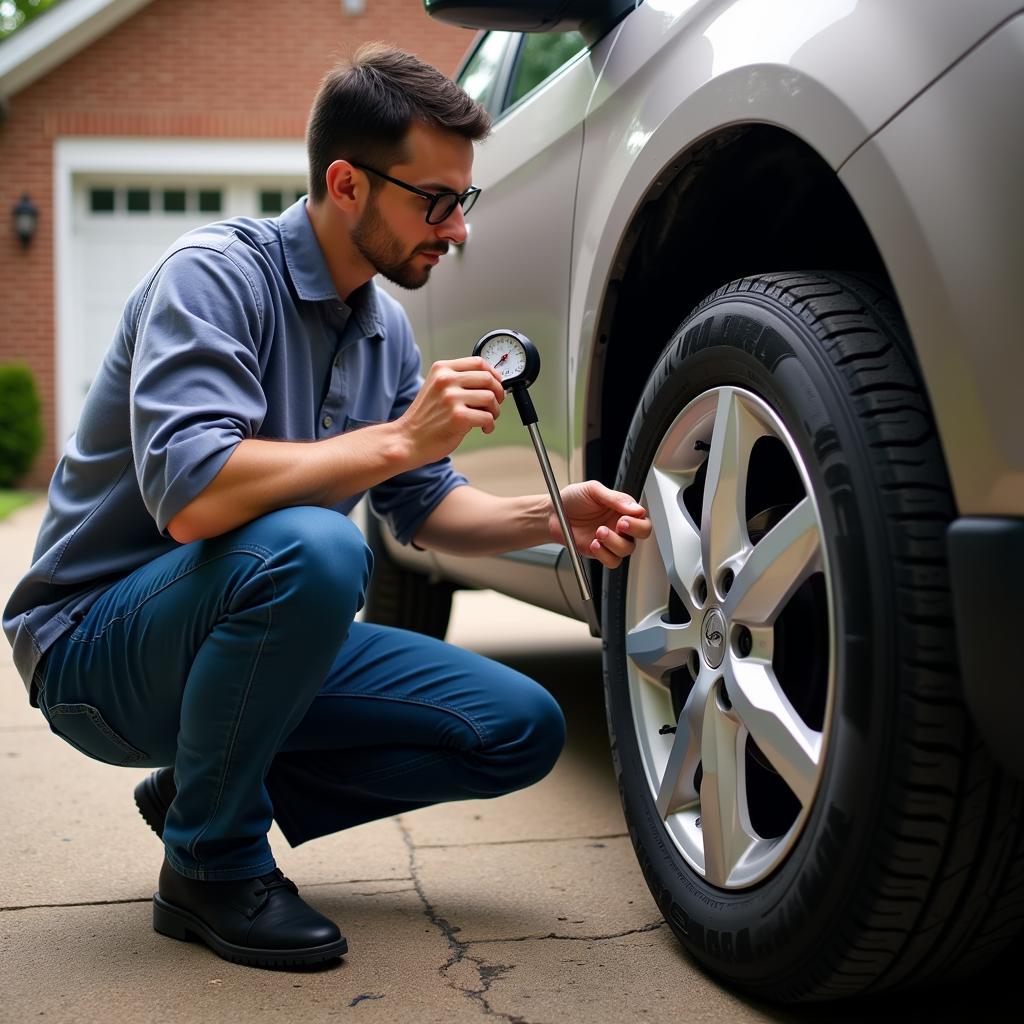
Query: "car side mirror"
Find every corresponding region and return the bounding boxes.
[424,0,632,36]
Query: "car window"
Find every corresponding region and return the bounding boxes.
[457,32,514,112]
[505,31,586,110]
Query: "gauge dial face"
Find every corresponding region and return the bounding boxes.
[479,333,527,382]
[473,329,540,389]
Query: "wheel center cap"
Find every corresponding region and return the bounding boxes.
[701,608,727,669]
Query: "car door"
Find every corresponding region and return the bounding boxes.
[426,29,593,595]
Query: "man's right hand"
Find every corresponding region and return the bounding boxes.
[398,357,505,465]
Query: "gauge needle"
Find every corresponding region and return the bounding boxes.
[494,353,509,368]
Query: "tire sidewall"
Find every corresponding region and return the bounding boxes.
[605,292,898,991]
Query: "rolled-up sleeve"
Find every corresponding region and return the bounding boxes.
[130,244,268,534]
[368,308,467,545]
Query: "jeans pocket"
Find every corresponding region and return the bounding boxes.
[44,703,149,766]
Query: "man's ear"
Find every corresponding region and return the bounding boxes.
[324,160,366,216]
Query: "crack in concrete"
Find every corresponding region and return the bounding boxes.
[349,886,418,897]
[467,921,665,944]
[1,878,417,912]
[395,818,541,1024]
[348,993,385,1007]
[1,896,150,912]
[414,832,628,850]
[302,877,413,890]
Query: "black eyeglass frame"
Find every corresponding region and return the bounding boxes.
[351,161,481,225]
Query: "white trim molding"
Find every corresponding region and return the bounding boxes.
[0,0,155,100]
[54,136,308,442]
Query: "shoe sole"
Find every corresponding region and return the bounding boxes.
[153,894,348,968]
[134,773,169,840]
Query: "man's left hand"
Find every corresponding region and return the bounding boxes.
[551,481,652,569]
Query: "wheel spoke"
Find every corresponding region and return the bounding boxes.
[626,609,701,680]
[724,497,821,626]
[643,466,703,604]
[726,659,822,807]
[699,690,757,886]
[654,682,706,819]
[701,390,763,585]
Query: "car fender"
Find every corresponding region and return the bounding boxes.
[838,15,1024,516]
[566,0,1024,482]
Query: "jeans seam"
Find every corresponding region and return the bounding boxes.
[47,702,149,762]
[316,690,490,746]
[68,544,274,643]
[186,548,276,864]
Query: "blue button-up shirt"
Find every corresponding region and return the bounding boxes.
[3,198,466,698]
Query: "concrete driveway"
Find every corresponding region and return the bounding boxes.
[1,499,1018,1023]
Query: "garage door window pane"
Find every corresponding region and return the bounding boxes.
[162,189,187,213]
[260,190,284,215]
[126,189,151,213]
[89,189,115,213]
[198,190,223,214]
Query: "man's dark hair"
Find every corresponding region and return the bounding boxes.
[306,44,491,203]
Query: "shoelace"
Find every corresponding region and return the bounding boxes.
[253,869,299,898]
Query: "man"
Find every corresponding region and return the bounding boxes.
[3,45,650,969]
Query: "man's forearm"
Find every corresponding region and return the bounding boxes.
[413,486,552,556]
[167,423,414,544]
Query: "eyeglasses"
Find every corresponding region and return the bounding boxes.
[351,162,481,225]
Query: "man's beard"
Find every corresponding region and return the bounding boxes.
[352,199,447,290]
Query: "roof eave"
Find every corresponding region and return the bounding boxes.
[0,0,154,101]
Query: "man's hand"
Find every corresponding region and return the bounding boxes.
[398,357,505,465]
[552,481,652,569]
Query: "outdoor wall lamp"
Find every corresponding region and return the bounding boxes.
[12,194,38,248]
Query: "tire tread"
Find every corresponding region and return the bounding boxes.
[609,271,1024,1001]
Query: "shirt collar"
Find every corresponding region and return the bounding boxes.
[278,197,385,340]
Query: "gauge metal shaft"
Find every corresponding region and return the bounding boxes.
[473,329,600,636]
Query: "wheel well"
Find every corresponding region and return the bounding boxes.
[587,125,891,486]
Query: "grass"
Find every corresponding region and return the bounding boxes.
[0,490,36,522]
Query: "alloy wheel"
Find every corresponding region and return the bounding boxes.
[624,386,835,889]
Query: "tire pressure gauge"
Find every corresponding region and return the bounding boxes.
[473,329,539,388]
[473,329,600,636]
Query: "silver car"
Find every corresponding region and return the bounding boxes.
[366,0,1024,1001]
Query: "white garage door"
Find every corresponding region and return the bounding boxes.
[69,176,306,434]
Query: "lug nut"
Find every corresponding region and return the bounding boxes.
[736,626,753,658]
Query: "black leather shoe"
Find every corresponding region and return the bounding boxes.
[134,767,176,839]
[153,858,348,968]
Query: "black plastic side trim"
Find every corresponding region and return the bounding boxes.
[947,516,1024,778]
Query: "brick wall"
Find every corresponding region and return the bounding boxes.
[0,0,475,487]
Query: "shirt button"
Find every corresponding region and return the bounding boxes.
[322,415,333,429]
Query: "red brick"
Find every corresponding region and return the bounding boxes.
[0,0,475,486]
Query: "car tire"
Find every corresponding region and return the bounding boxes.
[604,272,1024,1001]
[362,514,455,639]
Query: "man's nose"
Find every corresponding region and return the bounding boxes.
[436,204,468,246]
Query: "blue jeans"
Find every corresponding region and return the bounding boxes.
[36,507,566,880]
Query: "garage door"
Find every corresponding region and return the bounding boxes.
[69,176,306,434]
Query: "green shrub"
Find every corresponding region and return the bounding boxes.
[0,363,43,487]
